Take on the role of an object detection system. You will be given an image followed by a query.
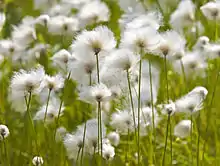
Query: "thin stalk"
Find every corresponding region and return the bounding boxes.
[191,113,193,165]
[149,60,155,164]
[3,138,10,166]
[80,122,87,166]
[126,128,130,163]
[98,101,103,159]
[96,53,100,83]
[162,114,170,166]
[202,64,220,162]
[137,58,142,166]
[197,112,201,166]
[76,148,81,164]
[170,119,172,163]
[126,69,137,143]
[80,74,92,166]
[180,59,187,85]
[26,92,40,155]
[43,89,52,123]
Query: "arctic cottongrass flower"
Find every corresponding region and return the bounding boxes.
[39,74,64,92]
[32,156,44,166]
[78,83,112,104]
[200,1,220,21]
[64,133,84,160]
[107,132,120,146]
[173,51,207,78]
[154,30,186,60]
[120,27,161,54]
[0,125,10,140]
[193,36,210,51]
[0,12,5,31]
[104,48,139,71]
[51,49,74,71]
[10,66,45,97]
[34,14,50,26]
[174,86,208,113]
[47,16,79,35]
[110,109,134,134]
[71,26,116,56]
[34,98,64,123]
[55,127,67,142]
[102,143,115,160]
[170,0,195,33]
[174,120,192,138]
[203,43,220,60]
[11,25,36,46]
[78,1,109,26]
[122,11,163,31]
[0,39,23,56]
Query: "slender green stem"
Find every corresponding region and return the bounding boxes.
[162,114,170,166]
[80,122,87,166]
[3,138,10,166]
[180,59,187,85]
[26,92,40,155]
[98,101,103,159]
[126,128,130,163]
[202,64,220,163]
[43,89,52,123]
[96,53,100,84]
[149,60,155,164]
[76,148,81,164]
[137,58,142,166]
[126,69,137,144]
[191,113,193,165]
[197,112,200,166]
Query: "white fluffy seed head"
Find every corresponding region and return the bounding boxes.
[200,1,220,20]
[174,120,192,138]
[32,156,44,166]
[0,125,10,140]
[107,132,120,146]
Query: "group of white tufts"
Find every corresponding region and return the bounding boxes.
[0,0,220,165]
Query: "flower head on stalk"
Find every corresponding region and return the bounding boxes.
[0,125,10,140]
[120,27,161,54]
[71,26,116,56]
[200,1,220,21]
[78,83,112,104]
[174,120,192,138]
[32,156,43,166]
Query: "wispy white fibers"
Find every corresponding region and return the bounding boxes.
[0,125,10,140]
[174,120,192,138]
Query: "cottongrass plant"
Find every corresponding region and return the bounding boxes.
[1,0,220,166]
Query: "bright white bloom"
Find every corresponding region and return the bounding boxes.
[120,27,161,54]
[47,4,72,16]
[32,156,44,166]
[104,48,139,71]
[154,30,186,60]
[110,109,134,134]
[203,43,220,60]
[78,83,112,104]
[174,86,208,113]
[51,49,74,71]
[47,16,79,35]
[160,100,176,115]
[55,127,67,142]
[0,125,10,140]
[39,74,64,91]
[200,1,220,20]
[193,36,210,51]
[174,120,192,138]
[71,26,116,56]
[10,66,45,97]
[0,12,5,31]
[33,0,56,10]
[173,51,207,78]
[107,132,120,146]
[34,15,50,26]
[78,1,109,26]
[11,25,36,46]
[102,143,115,160]
[0,39,23,56]
[64,133,84,160]
[34,98,64,123]
[170,0,195,33]
[118,0,145,13]
[121,11,163,31]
